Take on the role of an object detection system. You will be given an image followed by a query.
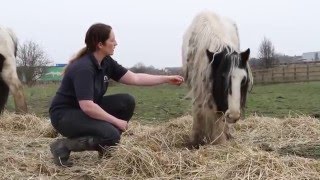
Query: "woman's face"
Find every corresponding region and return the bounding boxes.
[99,30,117,55]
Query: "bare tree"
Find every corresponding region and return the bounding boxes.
[130,62,148,73]
[16,41,52,86]
[258,37,277,68]
[249,57,264,69]
[130,62,166,74]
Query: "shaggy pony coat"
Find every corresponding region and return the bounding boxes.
[182,11,252,146]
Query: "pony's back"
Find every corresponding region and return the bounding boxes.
[0,27,18,57]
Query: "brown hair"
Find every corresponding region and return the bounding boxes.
[63,23,112,74]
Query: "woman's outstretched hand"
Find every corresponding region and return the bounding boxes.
[167,75,184,86]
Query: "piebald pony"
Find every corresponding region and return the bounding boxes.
[182,11,253,147]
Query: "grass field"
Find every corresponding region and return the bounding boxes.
[6,81,320,122]
[246,82,320,118]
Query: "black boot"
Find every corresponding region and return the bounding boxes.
[50,139,73,167]
[50,136,101,167]
[97,145,112,159]
[64,136,99,152]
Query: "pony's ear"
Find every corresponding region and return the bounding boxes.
[207,49,224,67]
[206,49,214,62]
[241,48,250,63]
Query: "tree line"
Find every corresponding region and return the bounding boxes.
[17,37,317,86]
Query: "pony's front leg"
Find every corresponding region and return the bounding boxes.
[2,61,28,113]
[209,113,228,145]
[190,108,206,148]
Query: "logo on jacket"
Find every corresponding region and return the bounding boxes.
[104,75,109,83]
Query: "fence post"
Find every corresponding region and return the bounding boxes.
[307,64,309,81]
[294,64,297,81]
[253,72,258,84]
[282,67,285,81]
[252,61,320,84]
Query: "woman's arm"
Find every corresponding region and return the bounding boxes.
[119,70,184,86]
[78,100,128,131]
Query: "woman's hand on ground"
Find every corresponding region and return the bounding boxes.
[116,119,128,132]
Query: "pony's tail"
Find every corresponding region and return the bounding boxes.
[62,47,88,75]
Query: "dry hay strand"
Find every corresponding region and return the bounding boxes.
[0,111,58,138]
[234,115,320,148]
[0,112,320,179]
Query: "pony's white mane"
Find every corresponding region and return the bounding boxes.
[182,11,240,59]
[182,11,242,106]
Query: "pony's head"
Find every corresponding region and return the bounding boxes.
[206,47,251,123]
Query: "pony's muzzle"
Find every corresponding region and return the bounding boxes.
[225,110,241,123]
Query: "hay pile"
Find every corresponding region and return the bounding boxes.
[0,111,319,179]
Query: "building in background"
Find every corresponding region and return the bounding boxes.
[38,64,66,83]
[302,51,320,61]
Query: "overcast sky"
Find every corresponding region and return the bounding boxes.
[1,0,319,68]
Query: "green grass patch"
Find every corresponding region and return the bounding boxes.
[247,82,320,118]
[107,84,190,123]
[6,81,320,122]
[6,83,191,122]
[6,83,59,117]
[278,143,320,159]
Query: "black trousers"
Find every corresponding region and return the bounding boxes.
[50,93,135,147]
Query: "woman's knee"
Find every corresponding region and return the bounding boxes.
[100,93,135,121]
[119,94,135,121]
[101,93,135,109]
[122,94,135,111]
